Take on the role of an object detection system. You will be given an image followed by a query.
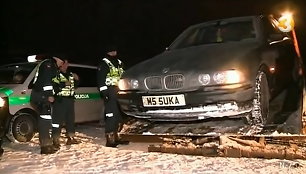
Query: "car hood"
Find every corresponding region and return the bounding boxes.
[124,41,260,77]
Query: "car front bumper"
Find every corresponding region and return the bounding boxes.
[118,85,254,121]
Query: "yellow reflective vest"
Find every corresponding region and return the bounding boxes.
[54,72,75,97]
[103,58,124,86]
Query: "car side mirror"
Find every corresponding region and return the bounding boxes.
[268,33,291,45]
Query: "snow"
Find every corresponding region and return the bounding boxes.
[1,123,306,174]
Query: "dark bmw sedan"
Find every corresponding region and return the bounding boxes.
[117,15,303,129]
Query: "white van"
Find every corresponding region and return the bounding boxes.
[0,61,103,142]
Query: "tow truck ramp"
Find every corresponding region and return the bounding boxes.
[119,88,306,159]
[119,109,306,159]
[147,135,306,160]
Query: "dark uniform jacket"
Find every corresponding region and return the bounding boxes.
[97,55,123,96]
[31,58,60,103]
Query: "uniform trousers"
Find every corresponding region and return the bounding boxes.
[52,97,75,140]
[103,86,122,133]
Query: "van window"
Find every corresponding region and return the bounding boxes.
[69,67,97,87]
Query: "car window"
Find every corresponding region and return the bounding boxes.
[170,20,256,49]
[69,67,97,87]
[0,63,36,84]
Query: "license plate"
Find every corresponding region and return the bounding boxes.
[142,94,186,107]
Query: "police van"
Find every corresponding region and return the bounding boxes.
[0,60,103,142]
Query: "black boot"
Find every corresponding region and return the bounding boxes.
[53,139,61,150]
[115,133,129,145]
[41,145,57,154]
[116,123,129,145]
[105,132,118,148]
[66,137,81,145]
[0,139,3,157]
[0,147,3,157]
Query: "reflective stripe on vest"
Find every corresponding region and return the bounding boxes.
[57,72,75,97]
[40,115,52,120]
[103,58,124,86]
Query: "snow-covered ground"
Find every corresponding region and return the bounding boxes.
[0,123,306,174]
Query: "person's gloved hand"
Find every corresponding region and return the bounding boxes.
[48,96,55,103]
[100,91,109,102]
[102,95,108,102]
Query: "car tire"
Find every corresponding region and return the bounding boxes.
[7,113,36,142]
[247,71,270,133]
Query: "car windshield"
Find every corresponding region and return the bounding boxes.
[0,63,37,84]
[169,20,256,49]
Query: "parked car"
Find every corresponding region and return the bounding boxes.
[117,15,304,132]
[0,61,102,142]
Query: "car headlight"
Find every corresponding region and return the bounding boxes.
[0,97,5,107]
[118,79,139,90]
[198,74,210,85]
[213,70,243,84]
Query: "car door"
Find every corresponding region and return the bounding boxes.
[274,41,296,87]
[69,66,103,123]
[262,17,297,95]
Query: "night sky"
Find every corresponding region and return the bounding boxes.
[1,0,306,68]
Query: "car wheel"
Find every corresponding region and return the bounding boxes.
[7,113,36,142]
[247,71,270,133]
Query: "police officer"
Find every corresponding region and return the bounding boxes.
[0,121,4,157]
[30,55,64,154]
[97,45,128,147]
[0,101,6,156]
[0,140,3,157]
[52,59,80,148]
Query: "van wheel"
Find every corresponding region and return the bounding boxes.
[7,113,36,142]
[246,71,270,134]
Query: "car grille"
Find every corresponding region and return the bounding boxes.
[145,74,184,90]
[165,74,184,89]
[145,76,162,90]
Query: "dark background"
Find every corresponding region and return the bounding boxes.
[1,0,306,68]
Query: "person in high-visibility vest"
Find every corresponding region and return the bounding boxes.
[30,55,64,154]
[97,45,129,147]
[52,59,80,149]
